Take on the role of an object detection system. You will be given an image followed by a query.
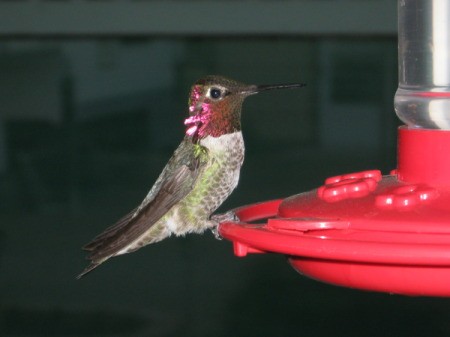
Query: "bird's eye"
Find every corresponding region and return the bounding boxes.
[210,88,222,99]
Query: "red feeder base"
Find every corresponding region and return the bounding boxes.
[219,127,450,297]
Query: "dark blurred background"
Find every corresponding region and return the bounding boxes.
[1,1,449,337]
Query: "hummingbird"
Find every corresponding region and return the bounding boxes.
[78,75,305,278]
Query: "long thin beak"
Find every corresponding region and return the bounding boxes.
[241,83,306,95]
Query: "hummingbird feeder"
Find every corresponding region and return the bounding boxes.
[218,0,450,297]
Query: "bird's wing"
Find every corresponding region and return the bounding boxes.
[80,140,207,268]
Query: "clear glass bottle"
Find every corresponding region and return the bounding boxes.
[394,0,450,129]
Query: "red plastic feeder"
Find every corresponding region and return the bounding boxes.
[219,0,450,297]
[219,127,450,296]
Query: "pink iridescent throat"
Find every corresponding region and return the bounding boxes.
[184,85,212,137]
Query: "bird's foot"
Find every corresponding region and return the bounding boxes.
[211,210,240,223]
[210,210,240,240]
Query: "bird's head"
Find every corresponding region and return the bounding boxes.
[184,75,305,139]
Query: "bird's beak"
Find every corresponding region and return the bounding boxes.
[241,83,306,96]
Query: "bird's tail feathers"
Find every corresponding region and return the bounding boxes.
[77,262,101,280]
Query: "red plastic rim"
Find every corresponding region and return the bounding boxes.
[218,128,450,297]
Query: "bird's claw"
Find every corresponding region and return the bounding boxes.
[210,210,240,240]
